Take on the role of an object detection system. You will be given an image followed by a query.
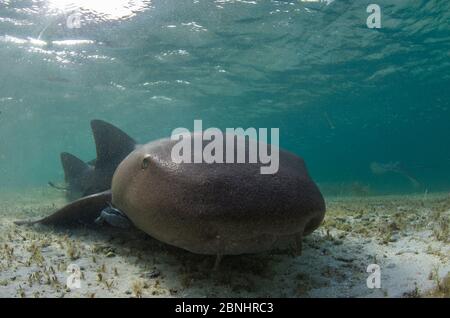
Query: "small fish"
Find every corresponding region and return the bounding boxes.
[95,203,131,229]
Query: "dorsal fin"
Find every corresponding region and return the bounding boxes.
[60,152,89,183]
[90,119,136,168]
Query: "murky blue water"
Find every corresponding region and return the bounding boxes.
[0,0,449,194]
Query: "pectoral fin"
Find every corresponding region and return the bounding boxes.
[15,191,112,226]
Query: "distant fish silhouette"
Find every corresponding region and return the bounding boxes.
[370,161,420,188]
[323,111,335,130]
[45,76,70,83]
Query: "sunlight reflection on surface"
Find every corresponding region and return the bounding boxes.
[46,0,151,20]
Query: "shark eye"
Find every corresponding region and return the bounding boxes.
[141,155,152,170]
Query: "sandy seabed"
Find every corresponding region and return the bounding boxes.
[0,188,449,298]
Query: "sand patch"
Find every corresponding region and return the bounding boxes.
[0,189,448,298]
